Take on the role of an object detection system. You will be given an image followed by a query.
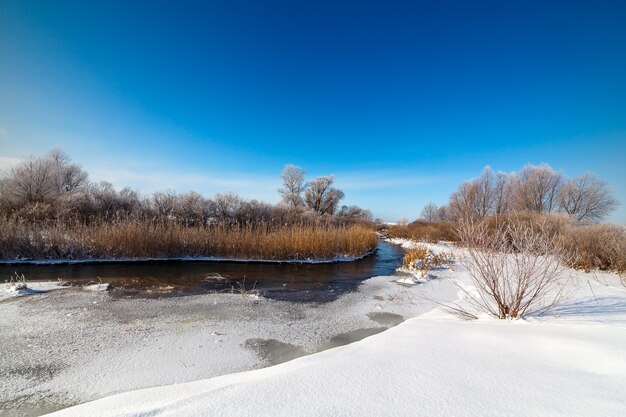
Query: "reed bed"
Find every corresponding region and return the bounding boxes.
[0,219,378,261]
[388,221,458,243]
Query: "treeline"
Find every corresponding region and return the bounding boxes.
[419,164,619,223]
[393,164,624,275]
[0,149,373,227]
[0,149,377,261]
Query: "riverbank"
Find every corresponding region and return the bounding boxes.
[0,252,458,416]
[41,241,626,417]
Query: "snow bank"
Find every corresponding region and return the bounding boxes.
[386,237,454,254]
[0,280,111,301]
[46,311,626,417]
[46,271,626,417]
[0,281,66,301]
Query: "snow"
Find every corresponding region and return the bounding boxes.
[43,239,626,417]
[0,280,110,301]
[0,280,67,301]
[1,263,456,414]
[82,282,111,292]
[0,250,376,266]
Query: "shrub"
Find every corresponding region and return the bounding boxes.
[562,223,626,275]
[401,246,454,271]
[454,219,569,319]
[401,246,429,269]
[388,221,458,243]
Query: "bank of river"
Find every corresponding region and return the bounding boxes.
[0,242,402,302]
[0,242,458,417]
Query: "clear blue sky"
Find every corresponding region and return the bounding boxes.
[1,0,625,222]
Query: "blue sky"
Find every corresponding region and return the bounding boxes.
[1,0,625,222]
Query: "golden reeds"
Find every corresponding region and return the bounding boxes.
[0,219,378,261]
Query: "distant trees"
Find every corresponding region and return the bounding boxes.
[337,205,373,222]
[423,163,618,223]
[278,164,306,208]
[420,202,438,222]
[0,148,90,205]
[511,164,562,214]
[0,150,371,228]
[558,173,619,222]
[304,175,345,215]
[277,165,360,218]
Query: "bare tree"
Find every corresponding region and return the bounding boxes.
[278,164,306,208]
[337,205,373,222]
[454,218,569,319]
[449,180,480,220]
[420,202,438,222]
[4,155,57,203]
[304,176,344,215]
[213,192,241,223]
[558,173,619,222]
[152,190,178,221]
[512,164,563,214]
[493,171,513,215]
[475,166,495,217]
[435,204,450,222]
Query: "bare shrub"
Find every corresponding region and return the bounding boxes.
[455,219,570,319]
[401,246,454,271]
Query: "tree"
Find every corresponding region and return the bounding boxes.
[558,173,619,222]
[512,164,563,214]
[278,164,306,208]
[435,204,450,222]
[304,176,344,215]
[4,155,57,203]
[493,171,513,215]
[337,205,373,222]
[420,202,438,222]
[449,181,480,220]
[213,192,241,223]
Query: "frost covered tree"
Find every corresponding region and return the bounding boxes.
[420,202,438,222]
[278,164,306,208]
[304,176,344,215]
[512,164,563,214]
[1,149,88,204]
[558,173,619,222]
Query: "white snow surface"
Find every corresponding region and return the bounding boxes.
[45,239,626,417]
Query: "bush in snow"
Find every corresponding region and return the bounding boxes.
[401,246,453,272]
[455,218,570,319]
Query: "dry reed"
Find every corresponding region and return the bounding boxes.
[0,219,378,261]
[389,221,457,243]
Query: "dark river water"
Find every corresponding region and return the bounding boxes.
[0,241,404,302]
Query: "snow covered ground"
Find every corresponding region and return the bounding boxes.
[0,250,456,416]
[41,239,626,417]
